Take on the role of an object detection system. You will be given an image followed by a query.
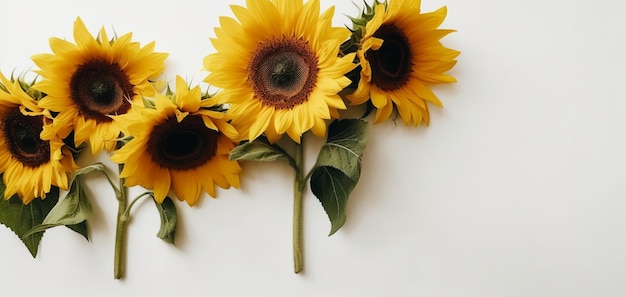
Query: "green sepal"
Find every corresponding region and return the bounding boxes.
[0,184,59,257]
[310,119,369,235]
[23,176,92,238]
[142,96,156,109]
[342,0,385,55]
[154,196,177,245]
[229,136,296,169]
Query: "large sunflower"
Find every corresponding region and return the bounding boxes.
[32,17,168,154]
[110,76,241,206]
[203,0,356,143]
[0,72,77,204]
[347,0,460,125]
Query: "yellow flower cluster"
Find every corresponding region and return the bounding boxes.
[0,0,458,279]
[0,0,458,206]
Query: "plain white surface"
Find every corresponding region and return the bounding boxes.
[2,0,626,296]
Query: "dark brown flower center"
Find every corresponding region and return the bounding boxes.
[366,23,412,91]
[70,60,134,122]
[2,108,50,168]
[146,115,218,170]
[248,37,319,109]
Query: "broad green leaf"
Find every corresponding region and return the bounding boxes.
[20,162,108,241]
[42,177,92,225]
[23,177,92,237]
[154,196,177,244]
[310,119,369,235]
[315,119,369,180]
[310,167,357,236]
[0,183,59,257]
[229,137,296,169]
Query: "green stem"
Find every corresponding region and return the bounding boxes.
[293,139,305,274]
[113,164,128,280]
[123,192,153,218]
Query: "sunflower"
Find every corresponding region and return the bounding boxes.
[31,17,168,155]
[203,0,356,143]
[110,76,241,206]
[0,72,77,204]
[347,0,460,125]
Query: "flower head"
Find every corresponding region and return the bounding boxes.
[32,17,168,154]
[347,0,460,125]
[203,0,356,143]
[110,76,241,206]
[0,72,77,204]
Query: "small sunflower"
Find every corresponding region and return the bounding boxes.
[0,72,77,204]
[347,0,460,125]
[203,0,357,143]
[32,17,168,154]
[110,76,241,206]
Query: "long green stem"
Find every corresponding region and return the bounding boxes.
[113,164,128,280]
[293,140,305,274]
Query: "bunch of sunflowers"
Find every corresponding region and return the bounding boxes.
[0,0,458,279]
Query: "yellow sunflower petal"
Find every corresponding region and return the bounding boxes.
[0,73,76,204]
[111,77,241,206]
[151,167,172,203]
[347,0,458,127]
[32,17,167,154]
[204,0,353,143]
[171,170,201,206]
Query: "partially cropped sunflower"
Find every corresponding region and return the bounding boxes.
[0,72,77,204]
[347,0,460,125]
[32,17,168,154]
[110,76,241,206]
[203,0,356,143]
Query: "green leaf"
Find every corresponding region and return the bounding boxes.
[315,119,369,180]
[65,221,89,241]
[0,184,60,257]
[310,167,358,236]
[75,162,106,176]
[154,196,177,244]
[23,177,92,238]
[310,119,369,235]
[229,137,296,169]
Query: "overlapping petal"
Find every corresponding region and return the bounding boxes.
[347,0,460,126]
[110,76,241,206]
[0,72,77,204]
[203,0,357,143]
[32,17,168,154]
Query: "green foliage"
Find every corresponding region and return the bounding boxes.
[75,162,106,176]
[24,176,92,238]
[310,119,369,235]
[0,183,59,257]
[154,196,177,244]
[310,167,358,235]
[229,136,296,169]
[66,221,89,241]
[341,0,385,54]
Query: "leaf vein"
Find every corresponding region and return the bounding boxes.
[327,142,359,158]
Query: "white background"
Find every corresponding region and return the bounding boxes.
[1,0,626,296]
